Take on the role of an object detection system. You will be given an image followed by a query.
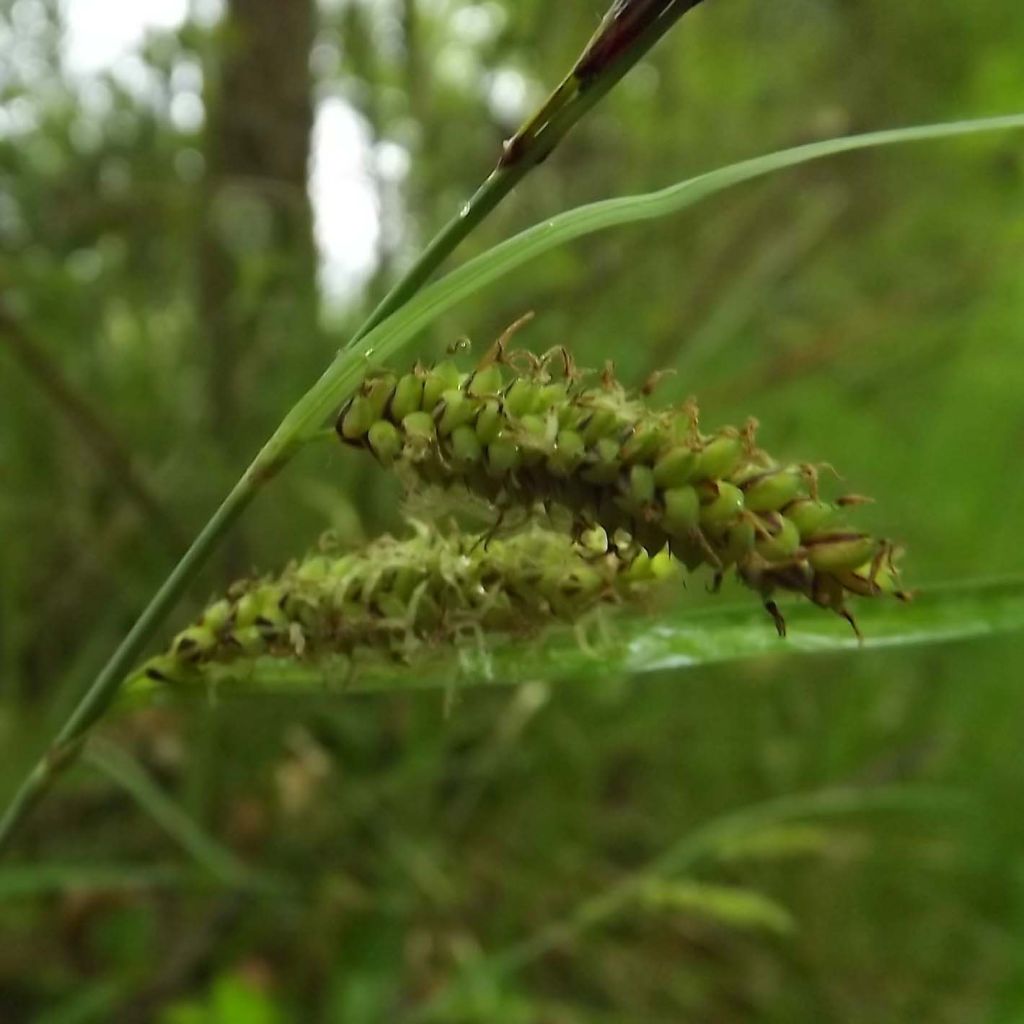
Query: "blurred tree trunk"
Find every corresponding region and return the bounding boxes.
[200,0,318,573]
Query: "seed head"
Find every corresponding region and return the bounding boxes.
[133,524,677,688]
[334,323,910,636]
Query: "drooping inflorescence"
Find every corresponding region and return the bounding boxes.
[135,522,677,688]
[336,319,908,636]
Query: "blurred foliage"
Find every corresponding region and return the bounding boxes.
[1,0,1023,1020]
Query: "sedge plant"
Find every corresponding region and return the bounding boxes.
[2,0,1024,855]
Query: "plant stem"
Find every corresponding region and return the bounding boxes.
[406,785,964,1022]
[352,0,708,345]
[0,0,708,856]
[85,739,284,893]
[0,458,276,852]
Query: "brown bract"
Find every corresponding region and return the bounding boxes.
[575,0,708,84]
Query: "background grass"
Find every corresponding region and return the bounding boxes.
[1,0,1023,1020]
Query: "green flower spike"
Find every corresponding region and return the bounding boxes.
[133,524,678,689]
[335,324,910,636]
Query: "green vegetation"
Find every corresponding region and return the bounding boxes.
[2,0,1023,1019]
[131,523,677,690]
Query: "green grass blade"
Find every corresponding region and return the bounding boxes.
[176,577,1024,698]
[276,113,1024,442]
[0,862,197,899]
[406,783,965,1021]
[84,739,284,893]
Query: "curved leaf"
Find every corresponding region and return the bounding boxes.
[175,577,1024,698]
[271,112,1024,446]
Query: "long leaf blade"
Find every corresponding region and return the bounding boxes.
[276,113,1024,442]
[173,577,1024,697]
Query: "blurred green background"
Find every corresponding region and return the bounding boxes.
[2,0,1024,1020]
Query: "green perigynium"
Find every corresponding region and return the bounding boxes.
[335,327,909,636]
[135,523,677,687]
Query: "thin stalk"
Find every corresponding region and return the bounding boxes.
[352,0,708,344]
[0,0,709,855]
[491,789,961,974]
[255,114,1024,450]
[406,785,966,1022]
[85,739,283,893]
[0,460,277,852]
[0,863,200,898]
